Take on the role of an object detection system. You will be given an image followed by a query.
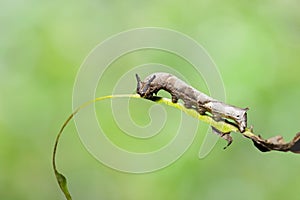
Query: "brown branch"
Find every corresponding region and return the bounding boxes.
[242,130,300,153]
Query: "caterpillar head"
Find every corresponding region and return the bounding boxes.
[135,74,156,98]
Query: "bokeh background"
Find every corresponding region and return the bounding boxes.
[1,0,300,199]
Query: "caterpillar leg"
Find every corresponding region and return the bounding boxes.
[211,126,232,149]
[197,105,207,115]
[171,95,178,103]
[183,100,194,109]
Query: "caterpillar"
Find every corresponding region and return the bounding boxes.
[135,72,248,146]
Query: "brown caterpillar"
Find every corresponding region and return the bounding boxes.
[135,72,248,144]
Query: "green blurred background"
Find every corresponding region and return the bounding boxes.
[1,0,300,199]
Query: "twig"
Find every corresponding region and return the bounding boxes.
[53,94,300,199]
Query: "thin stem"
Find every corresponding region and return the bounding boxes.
[53,93,300,199]
[52,94,140,200]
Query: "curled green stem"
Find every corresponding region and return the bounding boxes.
[53,94,300,199]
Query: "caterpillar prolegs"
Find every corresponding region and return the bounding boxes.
[135,72,248,147]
